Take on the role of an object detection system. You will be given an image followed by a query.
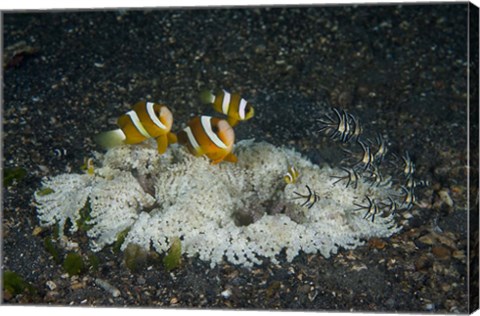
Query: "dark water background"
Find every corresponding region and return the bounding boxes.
[2,3,477,312]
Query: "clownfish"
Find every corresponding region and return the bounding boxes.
[95,101,177,154]
[177,115,237,164]
[200,89,254,127]
[284,165,300,184]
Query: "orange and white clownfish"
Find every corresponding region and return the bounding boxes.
[95,101,177,154]
[200,89,254,127]
[177,115,237,164]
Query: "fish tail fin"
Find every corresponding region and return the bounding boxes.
[94,129,126,149]
[199,90,215,104]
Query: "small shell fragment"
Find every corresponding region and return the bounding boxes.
[46,280,57,290]
[221,288,232,299]
[95,278,120,297]
[437,189,454,207]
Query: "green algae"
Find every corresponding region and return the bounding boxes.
[4,167,27,186]
[63,253,85,276]
[124,243,149,272]
[37,187,55,196]
[3,270,35,296]
[76,204,93,232]
[113,228,130,253]
[87,253,100,272]
[163,237,182,271]
[44,237,62,264]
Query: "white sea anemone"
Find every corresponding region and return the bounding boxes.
[35,140,402,268]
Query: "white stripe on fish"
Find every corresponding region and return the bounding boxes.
[184,126,201,152]
[201,116,228,149]
[221,90,231,115]
[126,110,151,138]
[146,101,167,130]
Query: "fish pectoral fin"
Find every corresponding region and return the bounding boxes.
[156,135,169,154]
[167,132,177,144]
[227,117,239,127]
[94,129,126,149]
[223,152,238,163]
[193,147,205,157]
[210,159,221,165]
[210,152,237,164]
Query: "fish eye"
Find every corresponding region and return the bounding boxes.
[246,105,252,113]
[212,125,219,134]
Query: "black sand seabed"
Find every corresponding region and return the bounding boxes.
[2,3,478,312]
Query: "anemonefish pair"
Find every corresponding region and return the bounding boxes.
[200,90,254,127]
[95,103,237,164]
[96,90,254,164]
[95,101,177,154]
[181,89,254,163]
